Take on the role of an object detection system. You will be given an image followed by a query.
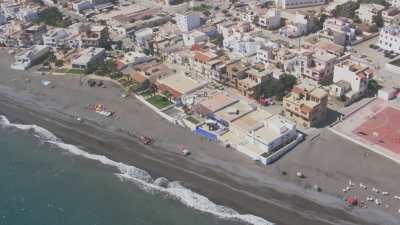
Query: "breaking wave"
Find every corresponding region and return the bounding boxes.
[0,115,275,225]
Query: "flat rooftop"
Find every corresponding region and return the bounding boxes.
[253,115,295,143]
[232,109,272,132]
[158,73,207,95]
[199,93,238,113]
[215,101,254,122]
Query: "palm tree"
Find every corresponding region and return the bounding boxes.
[163,90,172,102]
[149,83,158,96]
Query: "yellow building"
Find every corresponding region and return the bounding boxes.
[283,83,328,128]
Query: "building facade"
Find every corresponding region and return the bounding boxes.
[378,25,400,53]
[176,12,201,32]
[283,84,328,128]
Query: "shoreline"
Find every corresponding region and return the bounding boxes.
[0,82,392,225]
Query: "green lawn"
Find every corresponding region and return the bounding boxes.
[54,68,69,73]
[146,95,172,109]
[139,89,152,98]
[67,68,85,75]
[186,116,199,125]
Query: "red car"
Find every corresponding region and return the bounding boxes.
[140,136,153,145]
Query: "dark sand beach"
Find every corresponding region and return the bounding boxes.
[0,49,399,225]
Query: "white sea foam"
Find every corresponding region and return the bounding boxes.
[0,115,275,225]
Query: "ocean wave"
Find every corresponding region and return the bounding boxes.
[0,115,275,225]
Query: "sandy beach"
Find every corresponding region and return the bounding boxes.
[0,49,399,225]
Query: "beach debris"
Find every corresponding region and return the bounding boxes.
[87,104,114,117]
[359,200,366,208]
[347,196,358,206]
[372,188,379,193]
[76,116,83,122]
[349,180,355,187]
[342,188,348,193]
[394,195,400,200]
[375,198,382,205]
[381,191,389,196]
[121,93,128,98]
[41,80,51,87]
[296,172,305,178]
[366,196,374,201]
[313,185,321,192]
[359,183,367,189]
[345,186,351,191]
[140,136,153,145]
[87,79,96,87]
[180,146,191,156]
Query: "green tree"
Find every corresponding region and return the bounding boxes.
[149,83,158,96]
[55,59,64,67]
[38,7,70,28]
[372,14,384,28]
[367,79,381,94]
[162,90,172,101]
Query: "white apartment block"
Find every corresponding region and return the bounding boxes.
[11,45,50,71]
[294,49,338,84]
[247,115,298,153]
[182,30,208,46]
[356,4,385,25]
[71,47,106,70]
[42,28,69,48]
[258,8,282,30]
[275,0,326,9]
[0,12,7,25]
[320,17,359,46]
[378,25,400,52]
[388,0,400,8]
[382,8,400,25]
[176,12,201,32]
[331,60,374,99]
[15,8,38,22]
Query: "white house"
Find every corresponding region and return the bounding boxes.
[15,8,38,22]
[280,12,313,38]
[331,59,374,100]
[378,25,400,53]
[319,17,360,46]
[382,8,400,25]
[71,47,105,70]
[356,4,385,25]
[182,30,208,47]
[134,28,153,48]
[275,0,326,9]
[0,12,7,25]
[176,12,201,32]
[72,1,93,13]
[42,28,69,49]
[258,8,282,30]
[388,0,400,8]
[247,115,298,153]
[11,45,50,70]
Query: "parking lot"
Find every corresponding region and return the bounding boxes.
[352,37,398,68]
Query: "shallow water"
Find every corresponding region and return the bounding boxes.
[0,118,271,225]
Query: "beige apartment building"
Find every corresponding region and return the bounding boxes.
[283,83,328,128]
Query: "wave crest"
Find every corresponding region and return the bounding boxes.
[0,115,275,225]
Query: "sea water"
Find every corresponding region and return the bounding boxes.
[0,116,274,225]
